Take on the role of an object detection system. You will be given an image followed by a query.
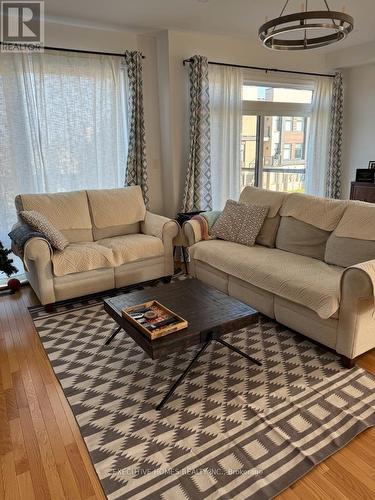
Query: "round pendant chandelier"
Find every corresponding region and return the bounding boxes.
[258,0,354,50]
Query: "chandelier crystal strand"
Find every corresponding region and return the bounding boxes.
[258,0,353,51]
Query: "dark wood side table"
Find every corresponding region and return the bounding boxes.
[103,279,260,410]
[350,182,375,203]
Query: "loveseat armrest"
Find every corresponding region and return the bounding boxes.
[337,261,375,359]
[141,211,179,242]
[141,212,179,276]
[23,237,55,305]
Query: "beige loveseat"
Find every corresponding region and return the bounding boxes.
[15,186,179,306]
[184,186,375,365]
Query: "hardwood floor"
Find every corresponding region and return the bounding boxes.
[0,286,105,500]
[1,285,375,500]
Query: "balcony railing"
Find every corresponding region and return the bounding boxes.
[240,163,306,193]
[241,166,306,175]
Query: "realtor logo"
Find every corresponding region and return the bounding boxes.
[1,1,44,51]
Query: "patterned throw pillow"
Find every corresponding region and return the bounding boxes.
[19,210,69,251]
[211,200,269,247]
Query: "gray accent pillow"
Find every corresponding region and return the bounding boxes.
[8,223,45,247]
[325,234,375,267]
[211,200,269,247]
[276,216,331,261]
[20,210,69,251]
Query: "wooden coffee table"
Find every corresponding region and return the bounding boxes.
[104,278,260,409]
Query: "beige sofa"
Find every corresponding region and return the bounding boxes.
[184,186,375,366]
[14,186,179,306]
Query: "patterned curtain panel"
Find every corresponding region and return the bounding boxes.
[182,55,213,212]
[326,72,344,199]
[124,50,149,206]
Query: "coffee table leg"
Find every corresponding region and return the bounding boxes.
[156,340,211,410]
[105,326,122,346]
[216,338,262,366]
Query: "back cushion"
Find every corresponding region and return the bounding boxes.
[325,202,375,267]
[87,186,146,240]
[239,186,288,247]
[15,191,93,243]
[276,217,330,260]
[276,193,348,260]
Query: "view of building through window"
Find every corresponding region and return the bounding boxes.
[241,85,312,193]
[243,85,313,104]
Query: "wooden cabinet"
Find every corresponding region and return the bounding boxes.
[350,182,375,203]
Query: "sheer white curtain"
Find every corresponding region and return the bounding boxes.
[305,76,333,196]
[0,51,129,247]
[209,65,243,210]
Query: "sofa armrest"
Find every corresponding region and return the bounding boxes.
[23,238,55,305]
[183,220,203,247]
[141,211,179,242]
[141,212,179,276]
[337,262,375,359]
[9,221,46,259]
[183,211,221,247]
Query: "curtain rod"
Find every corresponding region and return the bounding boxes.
[0,42,145,59]
[183,58,334,78]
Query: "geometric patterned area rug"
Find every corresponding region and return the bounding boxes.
[29,282,375,500]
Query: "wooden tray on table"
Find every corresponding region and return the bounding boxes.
[122,300,188,340]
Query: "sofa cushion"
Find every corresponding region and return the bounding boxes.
[334,201,375,240]
[97,234,164,266]
[325,202,375,267]
[16,191,93,243]
[87,186,146,239]
[190,239,344,319]
[52,242,115,277]
[211,200,268,246]
[276,192,348,260]
[279,192,347,231]
[239,186,288,247]
[325,235,375,268]
[276,216,331,261]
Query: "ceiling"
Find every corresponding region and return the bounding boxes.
[44,0,375,52]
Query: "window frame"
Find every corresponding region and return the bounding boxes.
[295,143,304,160]
[283,143,292,161]
[241,76,314,193]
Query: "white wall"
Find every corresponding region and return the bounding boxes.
[158,30,331,216]
[341,63,375,198]
[43,20,164,213]
[44,20,137,52]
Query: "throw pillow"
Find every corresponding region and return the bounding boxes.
[211,200,269,246]
[8,222,45,248]
[19,210,69,251]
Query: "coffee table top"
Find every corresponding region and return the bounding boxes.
[104,278,258,359]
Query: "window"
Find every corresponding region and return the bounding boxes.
[295,118,304,132]
[284,117,293,131]
[283,144,292,160]
[240,116,257,188]
[243,85,313,104]
[241,81,313,194]
[0,51,129,254]
[295,143,303,160]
